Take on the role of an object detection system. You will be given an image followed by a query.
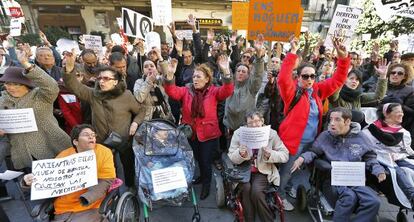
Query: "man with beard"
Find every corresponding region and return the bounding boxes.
[81,49,104,86]
[110,46,140,92]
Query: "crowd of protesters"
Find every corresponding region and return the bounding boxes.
[0,12,413,222]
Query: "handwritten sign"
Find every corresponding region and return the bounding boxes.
[122,7,153,39]
[331,161,365,186]
[239,125,271,150]
[9,18,21,37]
[30,150,98,200]
[232,2,249,30]
[174,21,199,40]
[151,166,187,194]
[373,0,414,22]
[0,108,37,133]
[83,35,103,56]
[56,38,80,55]
[151,0,172,25]
[247,0,303,42]
[324,5,362,48]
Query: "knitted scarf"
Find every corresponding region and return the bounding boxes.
[368,121,403,146]
[339,85,362,102]
[191,85,209,118]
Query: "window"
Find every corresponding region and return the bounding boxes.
[94,11,108,29]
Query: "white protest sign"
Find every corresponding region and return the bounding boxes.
[83,35,103,56]
[373,0,414,22]
[122,7,153,39]
[176,30,194,40]
[331,161,365,186]
[324,5,362,48]
[239,125,271,150]
[145,32,161,53]
[110,33,124,45]
[151,0,172,25]
[9,18,21,37]
[30,150,98,200]
[151,166,187,194]
[116,17,123,29]
[0,108,37,133]
[56,38,80,55]
[0,170,23,180]
[361,33,371,41]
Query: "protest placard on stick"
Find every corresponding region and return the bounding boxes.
[30,150,98,200]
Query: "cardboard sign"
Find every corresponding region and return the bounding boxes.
[9,18,21,37]
[30,150,98,200]
[145,32,161,53]
[239,125,271,150]
[331,161,365,187]
[232,2,249,30]
[324,5,362,48]
[0,108,37,133]
[373,0,414,22]
[151,166,187,194]
[83,34,103,56]
[247,0,303,42]
[151,0,172,25]
[122,7,153,39]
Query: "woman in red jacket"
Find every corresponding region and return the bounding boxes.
[276,36,351,210]
[164,57,234,200]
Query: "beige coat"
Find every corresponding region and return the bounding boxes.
[228,127,289,185]
[0,66,71,169]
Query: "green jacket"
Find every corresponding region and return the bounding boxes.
[330,78,387,110]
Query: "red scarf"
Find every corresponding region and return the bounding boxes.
[373,119,402,133]
[191,85,209,118]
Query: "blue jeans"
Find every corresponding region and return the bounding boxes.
[278,143,311,198]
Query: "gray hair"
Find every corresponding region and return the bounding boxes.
[245,109,264,120]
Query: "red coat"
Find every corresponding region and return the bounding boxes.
[57,92,83,134]
[277,53,350,155]
[164,80,234,142]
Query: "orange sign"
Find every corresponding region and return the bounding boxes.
[232,2,249,30]
[247,0,303,42]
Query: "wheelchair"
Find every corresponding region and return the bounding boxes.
[214,154,285,222]
[295,159,381,222]
[31,178,140,222]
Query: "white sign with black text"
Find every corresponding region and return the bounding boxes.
[30,150,98,200]
[151,166,187,194]
[9,18,21,37]
[151,0,172,25]
[0,108,37,133]
[331,161,365,187]
[122,7,153,39]
[239,125,271,150]
[83,35,103,56]
[373,0,414,22]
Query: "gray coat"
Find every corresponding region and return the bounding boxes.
[0,66,71,169]
[224,58,265,130]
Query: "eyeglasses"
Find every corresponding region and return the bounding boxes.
[390,71,405,76]
[80,132,96,138]
[300,74,316,80]
[242,55,251,59]
[97,76,116,82]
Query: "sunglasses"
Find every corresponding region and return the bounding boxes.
[97,76,116,82]
[390,71,404,76]
[300,74,316,80]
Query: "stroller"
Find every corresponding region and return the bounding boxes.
[133,119,200,222]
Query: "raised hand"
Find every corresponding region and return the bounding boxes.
[254,34,265,58]
[166,58,178,80]
[230,31,237,45]
[39,30,51,46]
[374,57,388,79]
[289,35,299,54]
[167,21,176,37]
[16,43,31,68]
[332,33,348,59]
[217,54,230,75]
[207,29,214,45]
[175,39,183,53]
[64,48,77,73]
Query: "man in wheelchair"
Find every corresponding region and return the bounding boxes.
[228,110,289,221]
[22,124,116,221]
[291,107,387,222]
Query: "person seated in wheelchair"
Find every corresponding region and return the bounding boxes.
[362,101,414,208]
[291,107,387,222]
[22,124,116,222]
[228,110,289,222]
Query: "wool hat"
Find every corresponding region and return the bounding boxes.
[0,66,34,88]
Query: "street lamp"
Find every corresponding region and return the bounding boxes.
[320,0,334,20]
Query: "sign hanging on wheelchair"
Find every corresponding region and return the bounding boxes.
[331,161,365,187]
[151,166,187,194]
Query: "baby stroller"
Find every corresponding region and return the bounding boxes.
[133,119,200,222]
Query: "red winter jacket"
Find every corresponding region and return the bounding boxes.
[57,92,83,134]
[277,53,350,155]
[164,79,234,142]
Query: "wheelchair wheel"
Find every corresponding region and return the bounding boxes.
[397,210,408,222]
[215,174,225,208]
[296,185,307,212]
[115,191,140,222]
